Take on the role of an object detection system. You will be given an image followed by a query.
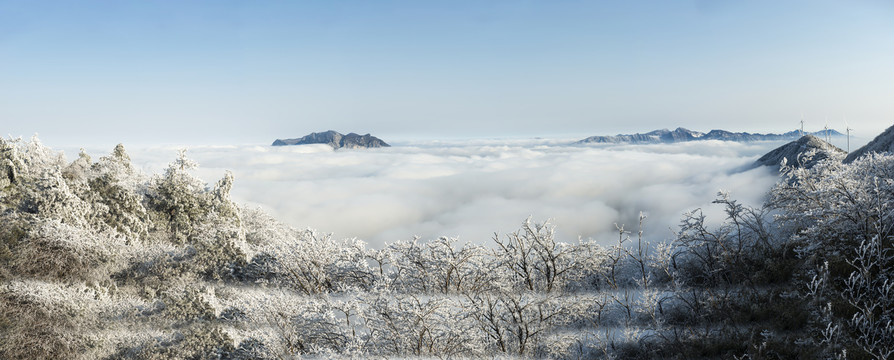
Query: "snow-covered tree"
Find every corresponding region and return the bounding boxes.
[385,236,494,294]
[774,153,894,359]
[493,218,577,293]
[146,149,210,243]
[362,292,480,357]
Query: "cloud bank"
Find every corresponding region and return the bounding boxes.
[69,139,784,248]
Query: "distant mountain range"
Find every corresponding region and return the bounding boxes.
[273,131,390,149]
[576,127,844,145]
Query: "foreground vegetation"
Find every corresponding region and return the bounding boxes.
[1,136,891,359]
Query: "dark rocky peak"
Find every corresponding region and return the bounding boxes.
[339,132,390,149]
[272,131,390,149]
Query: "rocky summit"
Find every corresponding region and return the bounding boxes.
[752,135,845,170]
[272,131,390,149]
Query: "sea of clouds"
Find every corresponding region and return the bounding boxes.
[67,138,799,248]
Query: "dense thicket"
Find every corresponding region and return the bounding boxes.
[0,137,890,359]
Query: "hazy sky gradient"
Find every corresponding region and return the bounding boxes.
[2,1,893,145]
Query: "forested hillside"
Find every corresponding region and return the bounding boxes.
[1,136,891,359]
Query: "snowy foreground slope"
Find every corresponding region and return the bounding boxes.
[1,135,892,359]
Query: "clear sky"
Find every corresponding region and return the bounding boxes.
[2,0,893,146]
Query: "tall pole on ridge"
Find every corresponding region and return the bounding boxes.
[846,120,853,154]
[800,113,805,137]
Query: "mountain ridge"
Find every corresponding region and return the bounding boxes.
[751,135,846,170]
[843,124,894,163]
[577,127,844,145]
[273,130,390,149]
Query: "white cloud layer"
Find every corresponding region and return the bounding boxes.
[68,139,784,248]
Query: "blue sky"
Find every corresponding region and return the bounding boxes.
[1,0,893,145]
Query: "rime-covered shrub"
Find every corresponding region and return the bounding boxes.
[228,338,275,360]
[186,217,248,281]
[146,149,212,243]
[158,288,219,324]
[385,236,495,294]
[774,153,894,238]
[0,288,86,359]
[250,228,375,294]
[10,219,126,282]
[362,293,482,357]
[21,170,95,224]
[773,153,894,359]
[0,280,112,360]
[2,137,93,226]
[0,136,67,188]
[629,191,813,359]
[81,145,151,240]
[113,244,196,297]
[105,288,236,359]
[673,193,780,288]
[1,138,149,237]
[266,297,353,355]
[562,239,613,292]
[466,290,583,356]
[0,214,26,281]
[492,218,578,293]
[113,326,235,360]
[0,140,20,186]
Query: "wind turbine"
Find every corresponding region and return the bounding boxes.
[799,113,805,137]
[846,120,854,154]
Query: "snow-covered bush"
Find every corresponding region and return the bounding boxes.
[466,289,580,356]
[493,218,577,293]
[81,145,151,240]
[385,236,494,294]
[674,192,780,288]
[0,282,88,359]
[0,214,26,281]
[10,219,126,282]
[248,228,375,294]
[843,237,894,360]
[772,153,894,249]
[264,296,355,355]
[774,153,894,359]
[146,149,211,243]
[362,292,481,357]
